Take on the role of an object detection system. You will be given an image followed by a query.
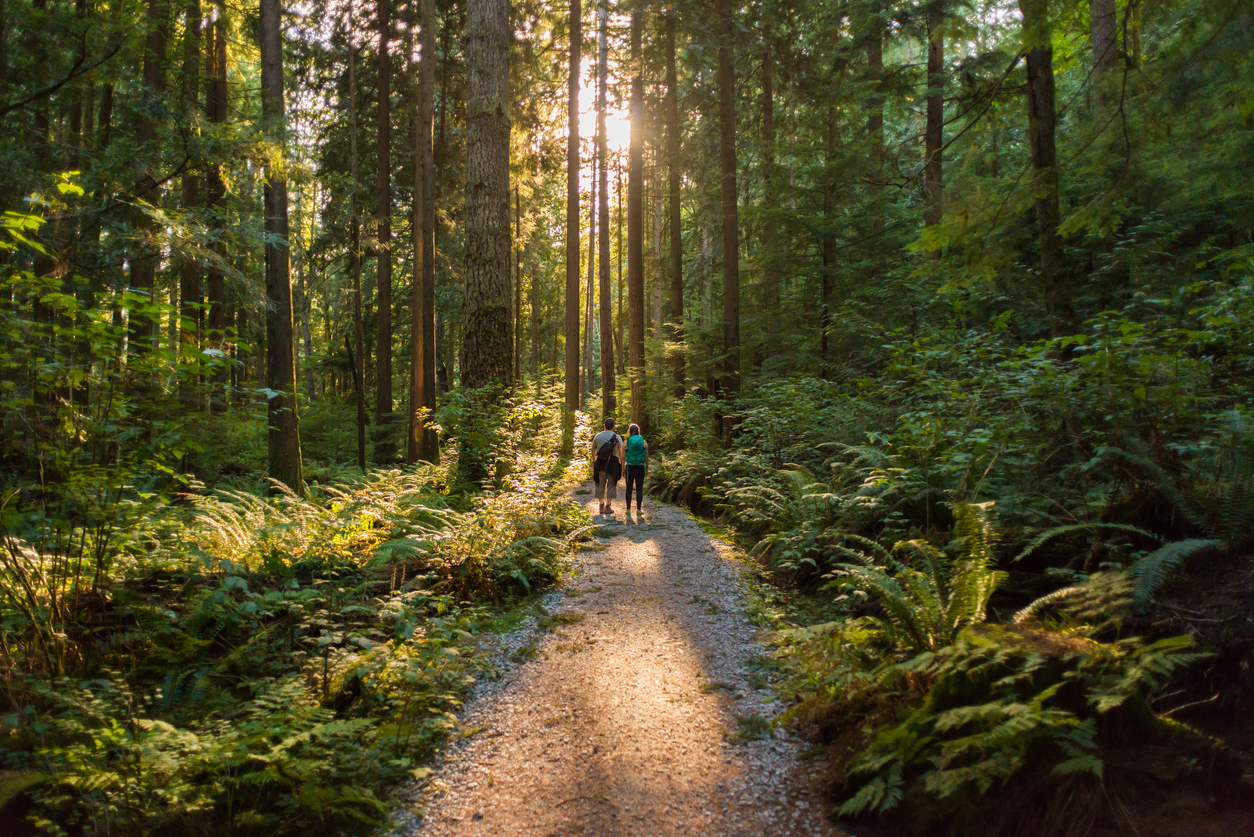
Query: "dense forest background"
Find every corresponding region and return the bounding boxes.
[2,0,1253,833]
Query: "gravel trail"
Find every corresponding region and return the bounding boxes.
[403,485,844,837]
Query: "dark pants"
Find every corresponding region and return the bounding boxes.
[625,463,646,510]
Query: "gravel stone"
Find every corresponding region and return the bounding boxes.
[395,485,846,837]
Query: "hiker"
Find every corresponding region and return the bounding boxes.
[624,423,649,515]
[591,418,624,516]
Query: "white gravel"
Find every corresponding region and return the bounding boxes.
[395,485,845,837]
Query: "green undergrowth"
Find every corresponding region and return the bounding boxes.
[644,298,1254,834]
[0,402,593,836]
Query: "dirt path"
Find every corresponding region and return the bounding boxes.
[401,485,844,837]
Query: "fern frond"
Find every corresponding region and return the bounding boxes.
[1011,522,1160,563]
[1130,538,1222,603]
[1012,587,1085,624]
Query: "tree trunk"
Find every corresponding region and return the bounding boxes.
[179,0,201,407]
[759,35,778,361]
[461,0,512,390]
[628,9,646,427]
[409,0,438,464]
[205,0,228,408]
[348,27,368,471]
[716,0,740,400]
[563,0,581,453]
[515,184,523,383]
[868,25,885,237]
[597,1,615,414]
[1020,0,1071,329]
[129,0,168,359]
[1090,0,1117,108]
[583,156,595,409]
[616,162,624,377]
[260,0,304,495]
[665,12,683,397]
[374,0,396,462]
[924,3,943,241]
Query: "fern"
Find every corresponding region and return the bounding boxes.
[1129,538,1222,603]
[1011,522,1159,564]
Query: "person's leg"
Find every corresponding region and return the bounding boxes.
[605,471,618,513]
[634,465,644,512]
[624,467,635,510]
[594,470,607,514]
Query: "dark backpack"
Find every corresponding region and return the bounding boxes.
[595,435,618,470]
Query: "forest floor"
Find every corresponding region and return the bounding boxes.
[393,483,843,837]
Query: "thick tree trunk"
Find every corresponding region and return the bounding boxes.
[1020,0,1071,329]
[205,1,228,407]
[761,39,778,316]
[461,0,512,390]
[616,163,624,377]
[665,12,683,397]
[374,0,396,462]
[924,3,943,239]
[597,1,615,414]
[716,0,739,399]
[628,10,645,426]
[563,0,581,452]
[583,158,594,409]
[260,0,304,495]
[868,26,885,237]
[179,0,200,406]
[1090,0,1117,108]
[129,0,167,358]
[348,31,368,471]
[409,0,438,464]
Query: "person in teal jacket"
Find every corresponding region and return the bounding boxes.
[623,423,649,515]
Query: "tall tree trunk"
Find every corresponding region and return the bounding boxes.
[665,12,683,397]
[616,162,624,377]
[563,0,581,453]
[716,0,740,400]
[260,0,304,495]
[374,0,396,461]
[1020,0,1070,329]
[583,156,594,409]
[1089,0,1117,109]
[409,0,437,464]
[530,239,539,376]
[759,35,778,361]
[868,25,885,237]
[348,28,368,471]
[515,185,522,383]
[461,0,512,389]
[597,0,615,414]
[628,9,645,427]
[179,0,201,407]
[923,3,943,241]
[130,0,168,359]
[205,0,228,408]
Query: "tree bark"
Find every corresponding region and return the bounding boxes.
[665,11,683,397]
[628,9,646,426]
[348,27,368,471]
[597,0,615,414]
[759,35,778,361]
[129,0,168,358]
[924,3,943,239]
[515,184,523,384]
[868,25,885,237]
[716,0,739,399]
[374,0,396,462]
[583,156,595,409]
[1089,0,1117,108]
[563,0,581,452]
[205,0,228,407]
[178,0,201,407]
[616,162,624,377]
[461,0,512,390]
[409,0,438,464]
[1020,0,1071,329]
[260,0,304,495]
